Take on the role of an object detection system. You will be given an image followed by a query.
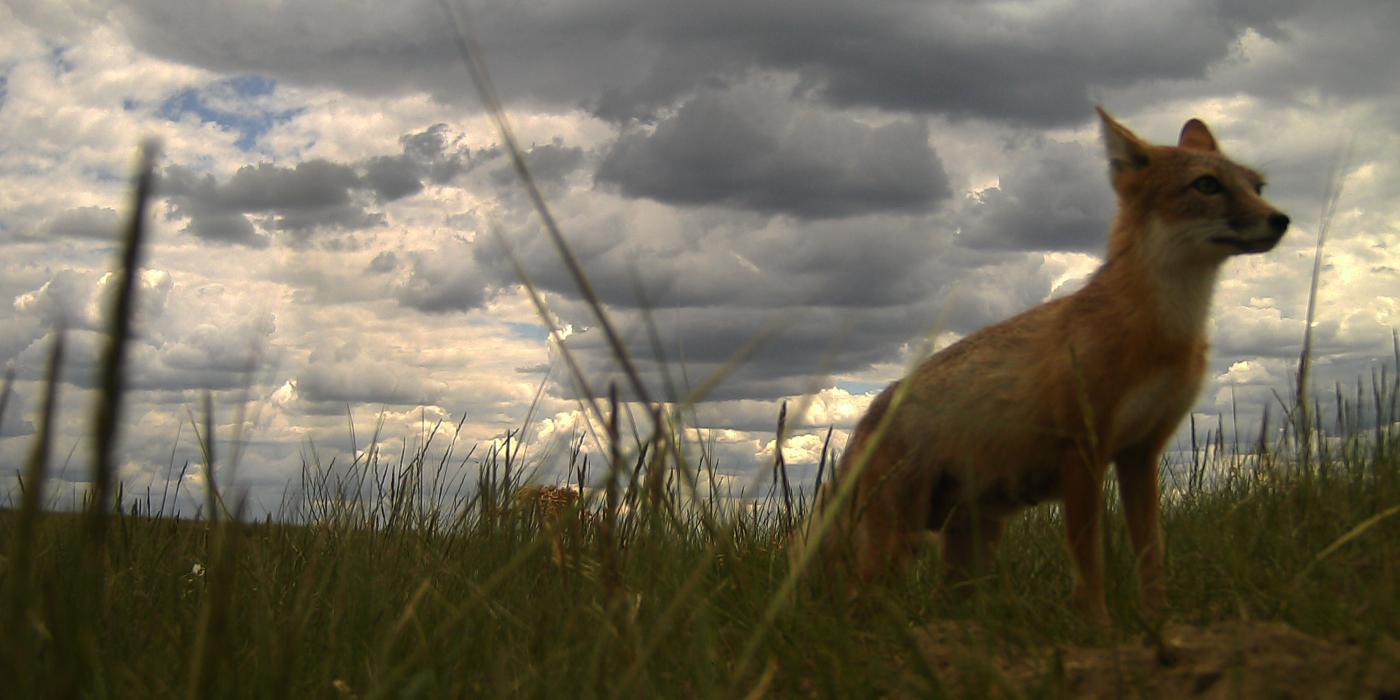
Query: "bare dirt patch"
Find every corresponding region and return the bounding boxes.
[914,620,1400,698]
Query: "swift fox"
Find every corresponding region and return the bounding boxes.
[803,108,1289,623]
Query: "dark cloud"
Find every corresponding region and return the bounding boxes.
[41,206,119,240]
[396,238,489,314]
[11,269,96,329]
[551,304,936,402]
[1220,0,1312,39]
[472,187,1061,407]
[487,139,583,189]
[295,341,446,405]
[0,385,34,439]
[183,211,269,248]
[157,311,275,374]
[475,207,962,316]
[536,245,1061,402]
[365,124,474,202]
[363,155,424,202]
[955,140,1115,253]
[1214,1,1400,104]
[522,141,584,183]
[214,160,360,212]
[159,123,481,246]
[161,160,376,245]
[81,0,1320,127]
[268,203,385,234]
[596,83,949,219]
[366,251,399,274]
[0,317,44,373]
[7,269,265,394]
[364,124,475,202]
[400,123,470,184]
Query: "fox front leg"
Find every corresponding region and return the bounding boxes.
[1114,445,1167,615]
[940,507,1005,594]
[1061,453,1110,626]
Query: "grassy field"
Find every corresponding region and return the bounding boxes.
[0,382,1397,697]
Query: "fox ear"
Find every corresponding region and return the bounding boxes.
[1097,106,1150,176]
[1178,118,1218,152]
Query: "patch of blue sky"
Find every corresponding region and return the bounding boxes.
[82,164,123,184]
[227,74,275,98]
[156,75,303,151]
[506,322,550,341]
[835,380,885,395]
[47,43,75,76]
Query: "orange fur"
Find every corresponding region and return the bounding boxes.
[804,108,1289,623]
[515,484,586,566]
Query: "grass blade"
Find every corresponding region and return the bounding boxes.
[87,139,159,540]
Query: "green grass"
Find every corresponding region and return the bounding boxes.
[2,323,1398,697]
[0,403,1396,697]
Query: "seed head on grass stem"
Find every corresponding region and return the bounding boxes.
[88,139,159,543]
[7,329,65,663]
[1296,141,1352,457]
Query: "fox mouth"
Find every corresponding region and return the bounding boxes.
[1210,232,1284,254]
[1216,213,1289,254]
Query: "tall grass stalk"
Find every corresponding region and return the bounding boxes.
[89,141,159,536]
[1295,142,1352,460]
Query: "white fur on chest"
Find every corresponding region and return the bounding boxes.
[1110,369,1201,451]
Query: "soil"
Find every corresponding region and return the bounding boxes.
[912,620,1400,699]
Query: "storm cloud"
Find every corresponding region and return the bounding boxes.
[72,0,1325,127]
[596,82,950,219]
[159,123,478,246]
[955,140,1115,253]
[161,159,376,245]
[40,206,120,240]
[397,238,490,314]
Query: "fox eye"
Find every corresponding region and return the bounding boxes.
[1192,175,1223,195]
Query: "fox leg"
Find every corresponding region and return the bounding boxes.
[1114,445,1167,614]
[853,499,901,583]
[1061,453,1110,625]
[941,506,1005,593]
[851,447,909,584]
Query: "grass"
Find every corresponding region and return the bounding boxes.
[1,21,1396,697]
[0,382,1397,697]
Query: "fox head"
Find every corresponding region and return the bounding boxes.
[1096,107,1289,264]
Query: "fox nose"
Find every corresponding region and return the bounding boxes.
[1268,212,1290,233]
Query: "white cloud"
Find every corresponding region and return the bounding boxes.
[758,431,836,467]
[4,2,1400,517]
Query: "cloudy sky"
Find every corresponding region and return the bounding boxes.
[2,0,1398,515]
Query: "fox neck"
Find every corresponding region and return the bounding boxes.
[1097,217,1224,344]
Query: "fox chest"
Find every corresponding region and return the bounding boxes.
[1108,365,1204,452]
